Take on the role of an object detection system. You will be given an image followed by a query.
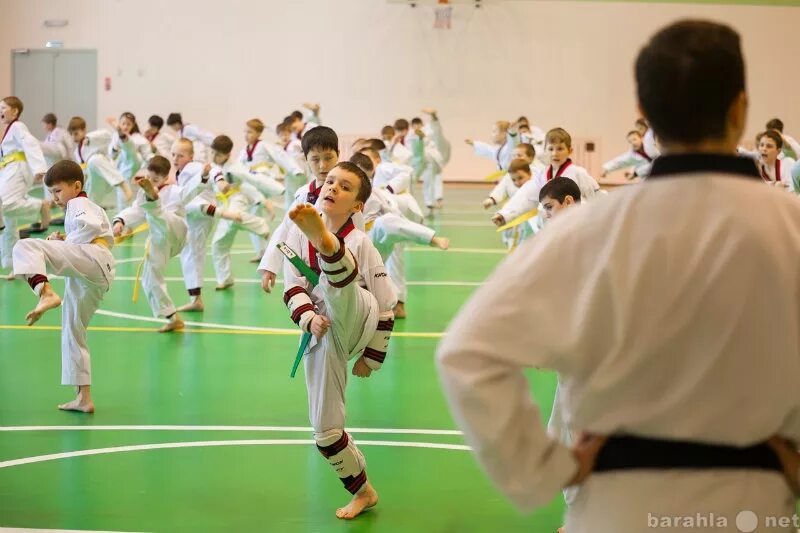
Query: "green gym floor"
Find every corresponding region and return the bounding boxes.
[0,186,562,533]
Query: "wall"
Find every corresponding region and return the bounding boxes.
[1,0,798,180]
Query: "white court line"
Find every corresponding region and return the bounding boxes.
[0,425,462,436]
[0,529,147,533]
[0,439,470,470]
[94,309,446,338]
[70,276,481,287]
[111,247,504,260]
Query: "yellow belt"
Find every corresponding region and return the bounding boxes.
[496,209,538,232]
[216,184,242,205]
[484,169,506,182]
[80,162,88,170]
[365,220,375,231]
[0,151,26,168]
[91,237,112,249]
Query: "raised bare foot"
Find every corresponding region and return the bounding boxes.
[26,287,62,325]
[393,301,407,319]
[136,176,159,201]
[215,281,234,291]
[289,203,336,256]
[176,298,204,312]
[430,236,450,251]
[159,316,185,333]
[58,397,94,413]
[335,481,379,520]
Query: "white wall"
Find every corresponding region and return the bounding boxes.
[1,0,799,180]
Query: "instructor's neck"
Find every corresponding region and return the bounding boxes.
[659,138,738,156]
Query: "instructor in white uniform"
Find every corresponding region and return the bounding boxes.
[437,20,800,533]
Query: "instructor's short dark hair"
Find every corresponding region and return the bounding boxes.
[635,20,745,144]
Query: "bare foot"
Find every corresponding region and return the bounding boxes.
[393,301,407,319]
[176,298,204,312]
[58,397,94,413]
[215,281,234,291]
[136,176,159,201]
[159,316,185,333]
[557,528,566,533]
[26,286,62,325]
[335,481,379,520]
[430,236,450,251]
[249,254,264,264]
[289,203,336,256]
[4,272,15,281]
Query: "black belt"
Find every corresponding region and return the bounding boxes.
[594,435,782,473]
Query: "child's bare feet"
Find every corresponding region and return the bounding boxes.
[335,481,379,520]
[136,176,159,201]
[393,301,407,319]
[159,315,184,333]
[249,254,264,264]
[4,272,15,281]
[216,281,234,291]
[176,297,204,312]
[289,203,336,256]
[58,386,94,413]
[26,284,62,325]
[430,236,450,251]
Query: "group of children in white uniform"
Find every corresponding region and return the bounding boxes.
[3,89,800,524]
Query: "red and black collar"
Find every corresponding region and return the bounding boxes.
[308,217,356,275]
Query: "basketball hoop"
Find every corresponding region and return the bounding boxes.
[433,0,452,29]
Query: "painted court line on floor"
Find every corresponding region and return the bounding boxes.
[0,439,471,470]
[0,425,463,436]
[93,309,445,338]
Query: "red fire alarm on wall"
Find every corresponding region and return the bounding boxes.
[104,77,111,91]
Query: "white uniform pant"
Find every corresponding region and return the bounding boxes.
[0,195,43,270]
[386,246,406,303]
[421,167,443,208]
[180,212,215,292]
[84,155,125,209]
[210,194,269,285]
[392,193,424,223]
[142,202,188,317]
[12,239,114,386]
[303,242,378,493]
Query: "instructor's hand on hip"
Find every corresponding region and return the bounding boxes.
[768,436,800,496]
[566,433,608,488]
[260,271,276,293]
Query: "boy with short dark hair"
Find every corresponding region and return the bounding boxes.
[282,161,397,520]
[12,160,115,413]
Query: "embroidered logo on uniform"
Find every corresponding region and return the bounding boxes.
[374,272,387,278]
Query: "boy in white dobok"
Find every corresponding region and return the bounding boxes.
[207,135,284,290]
[67,116,133,208]
[281,161,396,520]
[0,96,50,279]
[13,160,115,414]
[112,156,211,332]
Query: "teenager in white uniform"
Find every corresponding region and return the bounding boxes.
[239,118,304,260]
[360,143,424,223]
[466,120,520,172]
[600,130,653,179]
[109,112,153,211]
[483,158,534,249]
[40,112,74,168]
[172,139,216,313]
[492,128,601,234]
[67,116,132,208]
[380,125,412,165]
[281,162,396,520]
[765,118,800,160]
[207,134,284,289]
[112,156,210,332]
[438,21,800,533]
[259,126,346,295]
[0,97,49,278]
[350,152,449,318]
[756,130,795,192]
[165,113,215,164]
[13,160,115,414]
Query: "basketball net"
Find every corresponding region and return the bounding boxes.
[434,0,452,29]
